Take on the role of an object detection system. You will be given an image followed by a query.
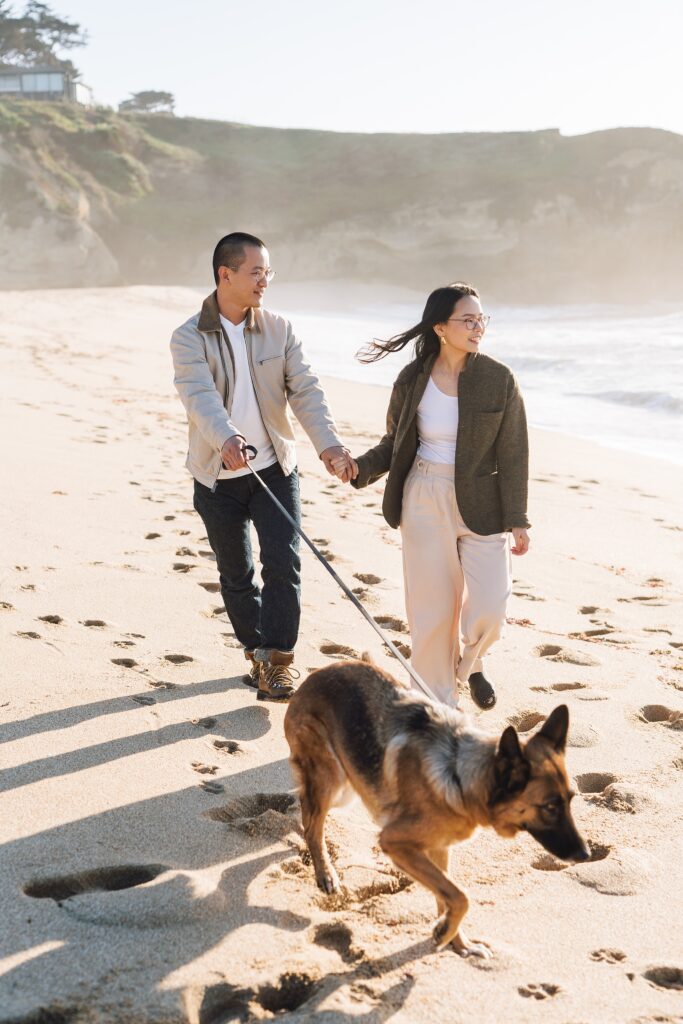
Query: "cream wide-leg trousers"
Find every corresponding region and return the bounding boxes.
[400,457,512,706]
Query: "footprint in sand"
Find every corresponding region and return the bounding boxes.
[82,619,107,628]
[38,614,63,625]
[147,679,177,690]
[517,983,561,1000]
[320,642,359,659]
[164,653,194,664]
[354,572,382,586]
[575,772,619,794]
[212,739,242,755]
[200,781,224,795]
[131,694,156,706]
[509,709,599,747]
[569,627,615,639]
[206,793,298,837]
[513,585,546,602]
[111,657,137,668]
[312,921,364,963]
[198,581,221,593]
[199,549,216,560]
[618,594,668,607]
[567,844,656,896]
[113,640,136,649]
[639,705,683,729]
[173,562,195,573]
[531,681,588,693]
[375,615,408,633]
[191,717,217,729]
[145,532,161,540]
[590,948,626,963]
[642,966,683,991]
[387,640,412,658]
[191,762,218,775]
[1,601,15,611]
[23,864,168,902]
[579,605,609,615]
[598,784,656,814]
[508,710,545,732]
[534,643,599,667]
[312,537,330,545]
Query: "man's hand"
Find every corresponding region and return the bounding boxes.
[321,446,356,482]
[331,455,358,483]
[511,527,530,556]
[220,435,248,471]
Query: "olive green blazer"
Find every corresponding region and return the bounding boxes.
[352,351,530,535]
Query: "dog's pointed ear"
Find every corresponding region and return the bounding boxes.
[491,726,530,805]
[536,704,569,753]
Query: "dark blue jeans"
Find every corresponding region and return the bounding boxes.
[193,463,301,655]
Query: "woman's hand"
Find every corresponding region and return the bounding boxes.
[331,455,358,483]
[511,527,530,556]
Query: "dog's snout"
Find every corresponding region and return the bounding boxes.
[571,842,590,863]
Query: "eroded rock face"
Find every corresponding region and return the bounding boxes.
[0,212,119,288]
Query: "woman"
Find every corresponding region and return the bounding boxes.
[339,283,530,710]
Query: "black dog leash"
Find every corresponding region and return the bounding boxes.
[239,444,439,703]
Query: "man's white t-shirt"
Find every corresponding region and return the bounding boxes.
[218,316,277,478]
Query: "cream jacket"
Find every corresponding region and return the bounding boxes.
[170,291,341,488]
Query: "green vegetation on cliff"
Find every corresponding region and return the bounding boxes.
[1,99,682,300]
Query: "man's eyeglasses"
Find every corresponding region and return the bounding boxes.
[250,268,276,282]
[448,315,491,330]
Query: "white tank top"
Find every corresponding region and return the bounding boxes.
[416,375,458,464]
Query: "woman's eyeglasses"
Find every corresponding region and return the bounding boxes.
[448,315,491,330]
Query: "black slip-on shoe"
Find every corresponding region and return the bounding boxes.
[469,672,497,710]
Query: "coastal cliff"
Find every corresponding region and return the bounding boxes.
[1,100,682,301]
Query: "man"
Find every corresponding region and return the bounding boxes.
[170,232,353,701]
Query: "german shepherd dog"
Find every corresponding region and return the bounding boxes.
[284,660,589,957]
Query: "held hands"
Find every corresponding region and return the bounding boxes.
[220,435,248,471]
[320,446,358,484]
[511,527,530,556]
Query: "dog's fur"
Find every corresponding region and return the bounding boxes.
[284,661,589,957]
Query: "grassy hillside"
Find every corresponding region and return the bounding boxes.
[1,99,683,300]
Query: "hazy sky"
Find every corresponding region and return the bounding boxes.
[50,0,683,136]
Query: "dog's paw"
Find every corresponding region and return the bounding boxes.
[316,867,341,895]
[432,915,454,947]
[457,941,493,960]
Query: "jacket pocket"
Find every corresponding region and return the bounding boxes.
[257,354,285,366]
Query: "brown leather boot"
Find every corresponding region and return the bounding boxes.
[242,649,260,689]
[257,649,300,702]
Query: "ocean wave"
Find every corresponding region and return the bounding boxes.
[582,390,683,416]
[504,355,569,373]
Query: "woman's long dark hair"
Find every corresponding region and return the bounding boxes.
[357,282,479,365]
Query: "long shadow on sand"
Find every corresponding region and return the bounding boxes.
[0,673,252,747]
[0,752,307,1021]
[0,675,269,794]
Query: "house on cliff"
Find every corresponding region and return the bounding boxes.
[0,65,92,105]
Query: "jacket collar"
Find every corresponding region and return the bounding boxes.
[197,290,260,333]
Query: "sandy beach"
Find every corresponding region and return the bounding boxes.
[1,285,682,1024]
